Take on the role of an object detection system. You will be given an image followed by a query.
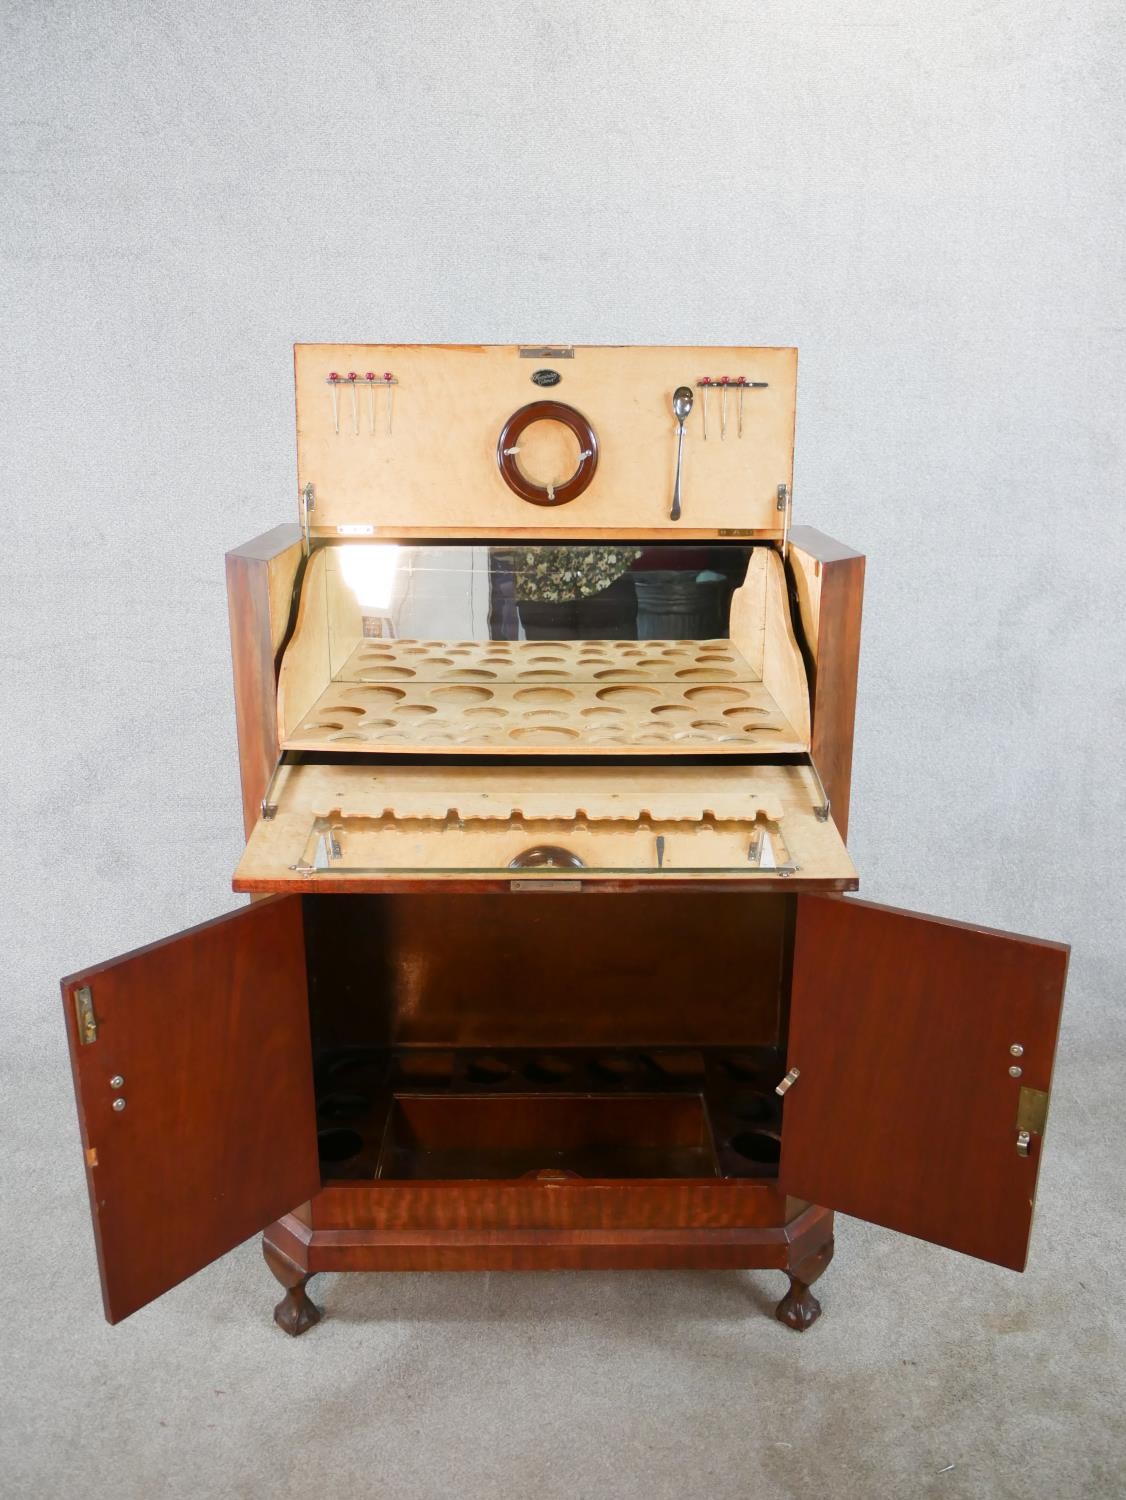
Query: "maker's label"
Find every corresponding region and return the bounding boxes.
[510,879,582,892]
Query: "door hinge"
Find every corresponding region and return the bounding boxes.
[777,482,792,558]
[74,985,98,1045]
[301,482,315,554]
[519,345,574,359]
[1015,1086,1049,1155]
[775,1067,800,1095]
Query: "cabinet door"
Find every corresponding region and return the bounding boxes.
[61,896,319,1323]
[779,895,1069,1270]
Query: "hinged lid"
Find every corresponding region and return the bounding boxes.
[294,344,797,539]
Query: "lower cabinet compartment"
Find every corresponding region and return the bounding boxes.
[315,1045,786,1187]
[377,1093,717,1181]
[304,893,794,1235]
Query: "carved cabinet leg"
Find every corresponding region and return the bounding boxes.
[263,1240,322,1336]
[776,1236,834,1332]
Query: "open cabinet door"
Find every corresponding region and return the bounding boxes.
[61,897,319,1323]
[779,895,1069,1270]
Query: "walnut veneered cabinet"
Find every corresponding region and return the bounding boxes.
[61,344,1069,1335]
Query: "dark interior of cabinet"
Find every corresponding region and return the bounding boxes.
[303,892,793,1185]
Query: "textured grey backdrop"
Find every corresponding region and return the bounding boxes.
[3,4,1124,1497]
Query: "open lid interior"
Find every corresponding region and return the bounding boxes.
[295,344,797,540]
[277,541,812,756]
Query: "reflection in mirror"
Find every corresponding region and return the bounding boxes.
[329,543,753,644]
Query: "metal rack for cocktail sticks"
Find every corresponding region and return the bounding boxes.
[696,376,768,440]
[326,371,399,436]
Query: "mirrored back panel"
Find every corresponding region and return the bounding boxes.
[278,542,811,756]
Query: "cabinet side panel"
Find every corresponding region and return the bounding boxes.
[787,528,864,840]
[226,526,303,836]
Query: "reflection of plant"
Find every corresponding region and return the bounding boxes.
[510,546,643,603]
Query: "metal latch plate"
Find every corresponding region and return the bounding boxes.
[1016,1086,1049,1136]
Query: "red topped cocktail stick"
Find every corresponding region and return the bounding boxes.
[327,371,340,434]
[698,376,711,441]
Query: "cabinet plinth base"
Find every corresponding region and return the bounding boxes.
[262,1198,834,1335]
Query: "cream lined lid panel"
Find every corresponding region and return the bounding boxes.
[294,344,798,538]
[283,636,805,755]
[234,763,857,888]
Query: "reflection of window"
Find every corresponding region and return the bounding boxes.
[339,544,400,610]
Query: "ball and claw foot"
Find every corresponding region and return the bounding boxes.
[263,1241,322,1337]
[776,1237,834,1332]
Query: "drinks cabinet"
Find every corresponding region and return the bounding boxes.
[61,344,1069,1336]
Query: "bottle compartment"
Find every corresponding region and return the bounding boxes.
[314,1046,786,1185]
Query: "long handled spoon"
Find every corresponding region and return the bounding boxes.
[670,386,693,521]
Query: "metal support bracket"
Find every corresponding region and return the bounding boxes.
[805,754,831,823]
[260,754,294,821]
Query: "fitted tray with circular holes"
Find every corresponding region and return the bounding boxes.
[284,637,805,754]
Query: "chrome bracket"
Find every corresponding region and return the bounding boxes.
[260,756,290,820]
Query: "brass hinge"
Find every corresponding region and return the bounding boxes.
[301,482,315,554]
[74,985,98,1045]
[777,482,792,559]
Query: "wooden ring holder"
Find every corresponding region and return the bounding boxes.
[496,401,599,506]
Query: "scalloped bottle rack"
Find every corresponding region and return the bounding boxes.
[283,638,804,755]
